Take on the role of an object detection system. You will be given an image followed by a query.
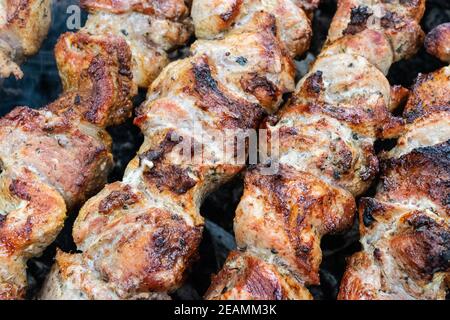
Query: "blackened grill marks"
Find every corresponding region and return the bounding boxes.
[139,130,182,165]
[140,131,197,195]
[145,164,197,195]
[219,0,243,23]
[343,6,372,35]
[393,214,450,277]
[149,224,196,271]
[380,140,450,209]
[56,34,134,127]
[247,168,315,264]
[404,104,450,124]
[191,57,266,130]
[304,71,324,95]
[142,210,202,289]
[98,185,139,214]
[0,215,6,227]
[85,58,115,124]
[240,73,280,108]
[9,180,32,201]
[360,198,381,227]
[380,11,400,29]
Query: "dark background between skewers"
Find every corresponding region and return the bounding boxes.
[0,0,448,300]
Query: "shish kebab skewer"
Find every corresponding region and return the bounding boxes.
[205,0,426,300]
[338,22,450,300]
[0,0,193,299]
[39,0,317,300]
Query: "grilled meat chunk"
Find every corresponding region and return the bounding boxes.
[192,0,316,58]
[81,0,193,87]
[0,0,52,79]
[425,22,450,63]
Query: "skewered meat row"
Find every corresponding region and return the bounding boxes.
[38,0,316,300]
[338,22,450,300]
[205,0,426,300]
[0,0,193,300]
[0,0,52,79]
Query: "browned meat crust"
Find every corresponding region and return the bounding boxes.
[192,0,316,58]
[80,0,190,19]
[80,0,193,87]
[0,0,52,79]
[425,23,450,63]
[205,251,313,300]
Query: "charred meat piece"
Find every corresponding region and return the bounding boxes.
[0,0,52,79]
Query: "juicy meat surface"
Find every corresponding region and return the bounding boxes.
[327,0,425,63]
[0,107,113,208]
[192,0,316,58]
[81,0,193,87]
[205,251,313,300]
[425,22,450,64]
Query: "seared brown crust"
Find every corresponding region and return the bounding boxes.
[190,56,266,130]
[327,0,425,63]
[339,24,450,299]
[425,23,450,63]
[272,104,380,194]
[339,198,449,299]
[293,54,404,138]
[0,168,66,299]
[39,1,304,300]
[139,130,198,195]
[52,32,136,127]
[402,68,450,124]
[72,183,203,294]
[0,1,193,300]
[81,0,193,87]
[0,107,113,208]
[0,0,52,78]
[205,251,313,300]
[379,142,450,214]
[80,0,190,20]
[207,0,426,300]
[391,213,449,279]
[240,73,282,109]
